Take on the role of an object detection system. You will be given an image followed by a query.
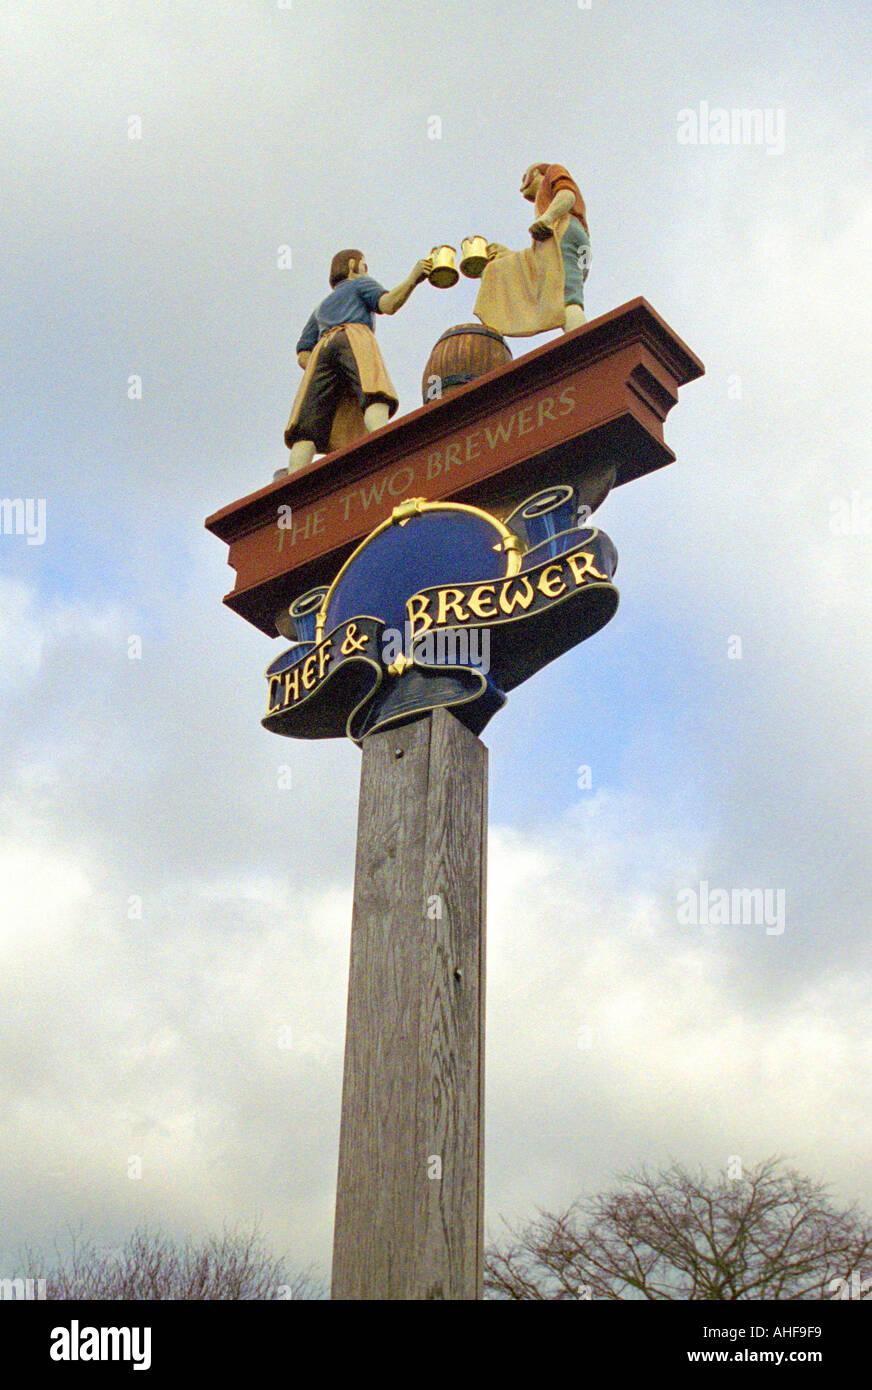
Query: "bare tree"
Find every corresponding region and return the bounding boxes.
[485,1158,872,1300]
[25,1222,324,1300]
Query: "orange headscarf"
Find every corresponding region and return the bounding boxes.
[524,162,589,234]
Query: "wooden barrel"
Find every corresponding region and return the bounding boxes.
[421,323,512,402]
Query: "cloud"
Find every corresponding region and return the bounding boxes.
[0,0,870,1286]
[485,809,872,1231]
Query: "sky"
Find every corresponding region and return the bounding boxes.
[1,0,871,1287]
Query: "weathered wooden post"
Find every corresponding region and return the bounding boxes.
[332,708,486,1299]
[206,183,703,1300]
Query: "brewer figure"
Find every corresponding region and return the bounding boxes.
[475,162,590,337]
[282,249,432,477]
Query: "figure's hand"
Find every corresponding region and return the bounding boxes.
[412,257,432,284]
[529,218,554,241]
[486,242,509,259]
[297,350,312,369]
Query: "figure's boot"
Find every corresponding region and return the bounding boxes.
[563,304,587,333]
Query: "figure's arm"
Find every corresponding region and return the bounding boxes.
[296,312,318,368]
[377,258,432,315]
[529,187,576,240]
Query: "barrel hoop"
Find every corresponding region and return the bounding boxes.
[438,372,480,390]
[435,324,510,348]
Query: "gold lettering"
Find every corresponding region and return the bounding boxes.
[517,407,534,435]
[538,564,567,598]
[301,654,317,690]
[406,592,434,638]
[317,640,333,678]
[359,478,388,510]
[444,441,462,470]
[567,550,609,586]
[267,674,282,710]
[283,666,300,705]
[537,396,556,426]
[467,584,498,619]
[558,386,575,416]
[465,430,481,461]
[485,416,516,449]
[426,450,442,480]
[387,465,415,496]
[340,623,369,655]
[436,588,468,626]
[312,507,326,536]
[498,576,535,615]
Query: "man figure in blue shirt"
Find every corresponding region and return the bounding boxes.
[281,248,432,477]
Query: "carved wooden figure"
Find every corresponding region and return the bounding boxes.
[474,162,591,337]
[280,249,433,479]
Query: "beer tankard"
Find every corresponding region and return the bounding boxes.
[459,235,490,279]
[428,245,459,288]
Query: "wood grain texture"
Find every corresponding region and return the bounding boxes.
[421,322,512,401]
[331,708,487,1300]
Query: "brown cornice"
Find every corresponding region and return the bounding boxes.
[206,297,704,636]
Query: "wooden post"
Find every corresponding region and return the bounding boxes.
[331,707,487,1300]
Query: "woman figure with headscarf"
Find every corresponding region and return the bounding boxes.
[474,162,591,337]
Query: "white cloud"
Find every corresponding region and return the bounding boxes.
[485,813,872,1230]
[0,0,870,1287]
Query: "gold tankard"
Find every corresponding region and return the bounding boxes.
[459,235,490,279]
[428,245,459,288]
